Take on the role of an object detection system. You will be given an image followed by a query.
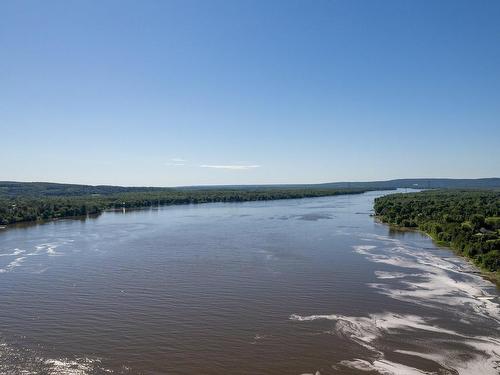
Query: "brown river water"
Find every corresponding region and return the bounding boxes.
[0,190,498,374]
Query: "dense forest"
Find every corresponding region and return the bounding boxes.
[0,181,172,198]
[2,177,500,197]
[0,188,370,226]
[374,190,500,276]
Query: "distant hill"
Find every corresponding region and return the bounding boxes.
[314,178,500,190]
[0,181,172,198]
[177,178,500,191]
[1,178,499,198]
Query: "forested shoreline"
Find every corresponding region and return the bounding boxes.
[374,190,500,280]
[0,188,371,226]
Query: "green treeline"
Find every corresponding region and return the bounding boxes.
[0,188,370,225]
[374,190,500,275]
[3,178,500,198]
[0,181,172,198]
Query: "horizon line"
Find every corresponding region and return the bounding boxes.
[1,177,499,189]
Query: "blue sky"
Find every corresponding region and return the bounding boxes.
[1,0,499,186]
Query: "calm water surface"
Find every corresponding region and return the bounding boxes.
[0,190,498,374]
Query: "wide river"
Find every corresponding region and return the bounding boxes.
[0,190,498,375]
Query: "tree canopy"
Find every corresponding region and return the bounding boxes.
[0,188,370,226]
[374,190,500,275]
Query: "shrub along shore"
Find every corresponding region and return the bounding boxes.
[374,190,500,284]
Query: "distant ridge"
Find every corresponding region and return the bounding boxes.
[1,178,499,198]
[176,178,500,191]
[314,178,500,189]
[0,181,172,198]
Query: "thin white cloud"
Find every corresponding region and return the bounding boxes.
[199,164,261,170]
[165,158,187,166]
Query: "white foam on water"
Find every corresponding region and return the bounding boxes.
[45,358,105,375]
[1,241,73,274]
[33,242,63,256]
[374,271,420,279]
[396,344,500,375]
[352,239,500,323]
[340,358,433,375]
[0,256,27,273]
[352,245,377,254]
[0,248,25,257]
[0,241,71,273]
[292,312,461,344]
[291,311,500,375]
[0,338,110,375]
[292,233,500,374]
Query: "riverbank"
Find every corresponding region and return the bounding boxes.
[0,188,376,227]
[375,216,500,286]
[374,190,500,284]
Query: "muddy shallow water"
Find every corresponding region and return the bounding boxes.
[0,190,498,374]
